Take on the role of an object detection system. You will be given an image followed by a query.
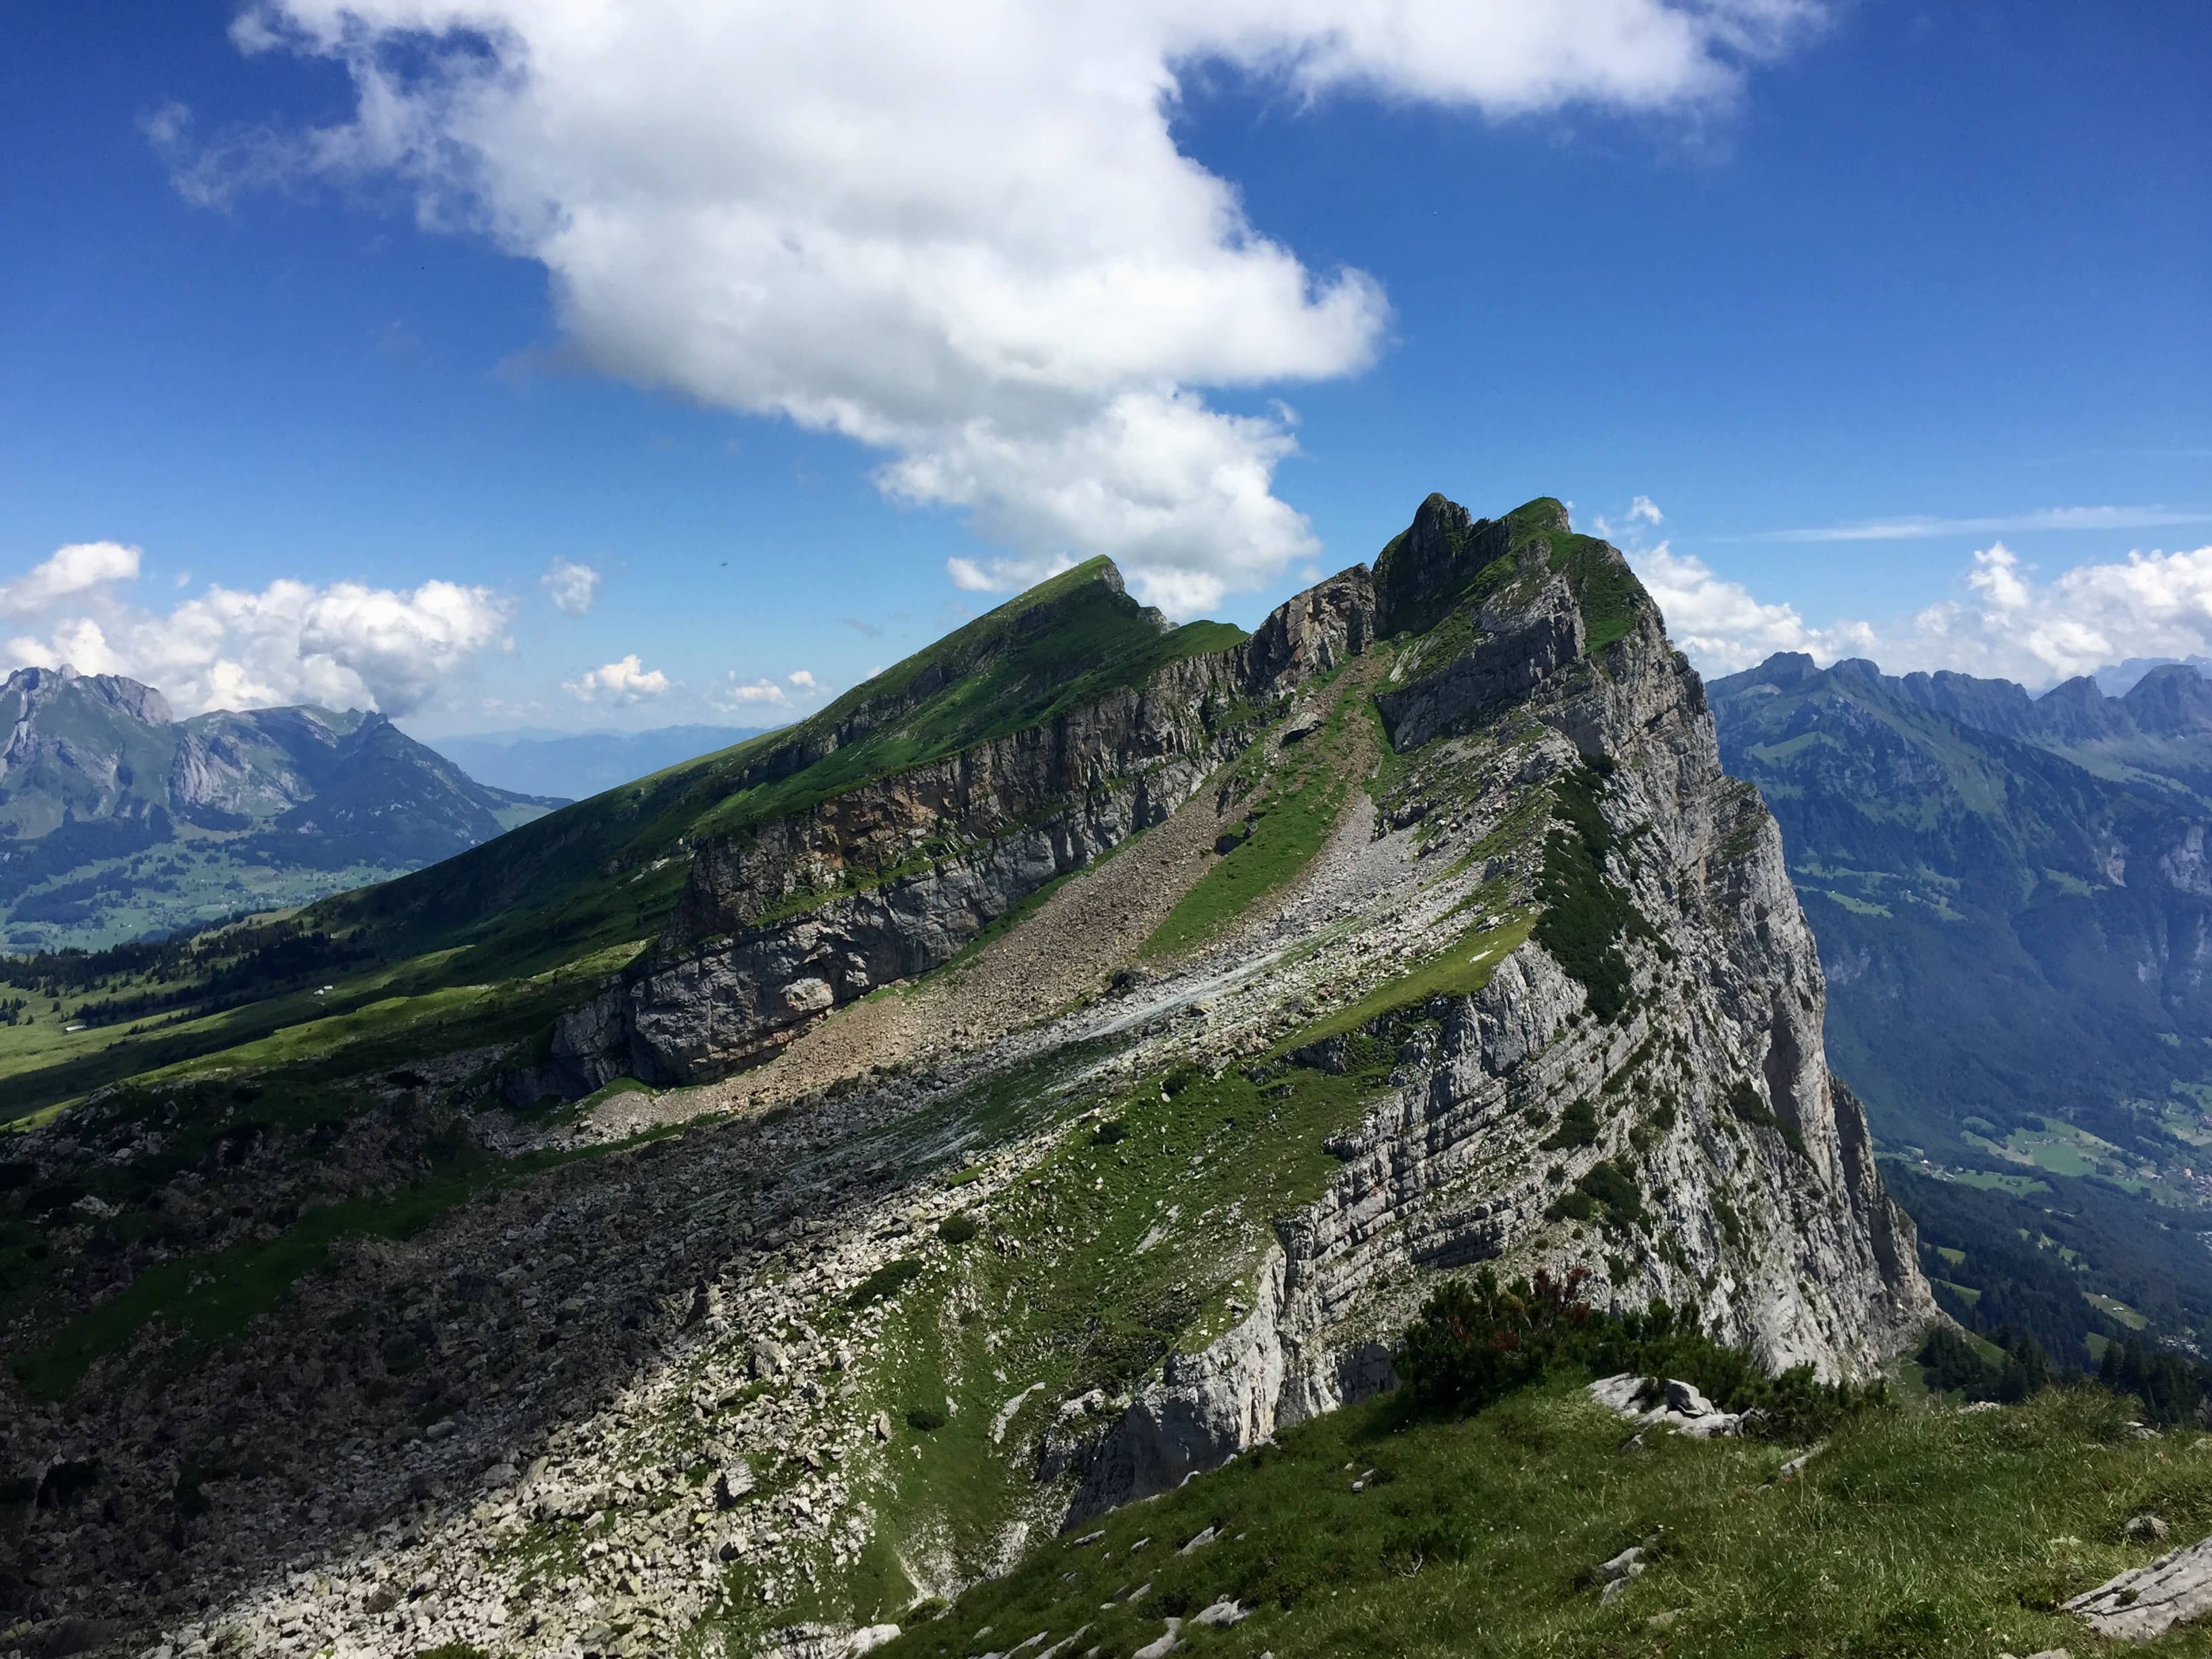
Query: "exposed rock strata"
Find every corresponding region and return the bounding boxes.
[535,569,1394,1094]
[1050,562,1932,1515]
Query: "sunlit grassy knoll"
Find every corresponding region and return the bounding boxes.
[884,1384,2212,1659]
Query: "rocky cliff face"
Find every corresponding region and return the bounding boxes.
[532,569,1397,1095]
[1050,531,1929,1520]
[0,494,1933,1659]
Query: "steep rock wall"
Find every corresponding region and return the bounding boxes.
[530,578,1386,1094]
[1055,533,1933,1521]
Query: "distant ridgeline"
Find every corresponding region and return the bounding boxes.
[1711,652,2212,1353]
[424,724,774,802]
[0,665,562,950]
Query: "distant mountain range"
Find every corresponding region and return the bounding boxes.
[2095,655,2212,697]
[0,664,561,951]
[1870,657,2212,804]
[423,724,771,800]
[1710,652,2212,1202]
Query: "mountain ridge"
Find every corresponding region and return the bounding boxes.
[1744,649,2212,802]
[0,495,1932,1659]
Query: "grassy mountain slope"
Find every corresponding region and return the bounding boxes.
[0,497,1940,1659]
[0,562,1244,1120]
[312,557,1242,979]
[883,1381,2208,1659]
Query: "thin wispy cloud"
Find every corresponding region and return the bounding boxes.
[1736,506,2212,544]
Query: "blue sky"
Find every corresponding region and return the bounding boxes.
[3,0,2207,734]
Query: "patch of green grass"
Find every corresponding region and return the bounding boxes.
[1948,1168,2055,1198]
[1143,668,1374,958]
[1283,912,1534,1054]
[1540,1097,1599,1152]
[2087,1292,2150,1331]
[1817,888,1894,918]
[576,1075,653,1110]
[879,1385,2190,1659]
[848,1258,926,1309]
[2026,1139,2097,1178]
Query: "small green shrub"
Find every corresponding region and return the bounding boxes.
[1575,1159,1645,1227]
[1398,1265,1881,1440]
[847,1257,924,1308]
[1725,1081,1774,1126]
[1547,1189,1596,1223]
[937,1212,980,1245]
[1540,1098,1599,1151]
[905,1404,948,1433]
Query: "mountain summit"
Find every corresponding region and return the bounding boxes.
[0,497,1931,1657]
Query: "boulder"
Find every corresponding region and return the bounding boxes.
[2067,1532,2212,1639]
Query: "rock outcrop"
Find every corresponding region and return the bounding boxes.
[1048,548,1931,1518]
[2067,1532,2212,1640]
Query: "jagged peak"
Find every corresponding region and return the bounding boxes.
[1827,657,1885,687]
[1755,651,1822,684]
[2041,674,2110,705]
[1371,489,1651,660]
[2,662,173,724]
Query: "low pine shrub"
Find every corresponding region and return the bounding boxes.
[1398,1265,1881,1440]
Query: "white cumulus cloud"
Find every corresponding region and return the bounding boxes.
[1630,545,1875,674]
[182,0,1820,614]
[1629,535,2212,689]
[0,541,142,612]
[715,674,789,709]
[1900,541,2212,685]
[785,670,817,689]
[563,653,671,703]
[541,557,602,616]
[2,544,512,716]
